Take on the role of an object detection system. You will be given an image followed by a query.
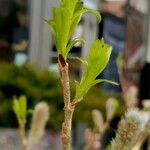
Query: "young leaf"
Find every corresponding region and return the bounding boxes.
[75,39,113,100]
[19,96,27,120]
[45,19,56,37]
[13,99,20,120]
[71,57,88,66]
[13,95,27,124]
[66,37,85,58]
[91,79,119,86]
[69,7,101,41]
[27,109,34,115]
[46,0,101,59]
[73,8,101,24]
[74,0,83,12]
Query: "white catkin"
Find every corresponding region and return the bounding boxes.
[92,109,104,133]
[106,98,118,121]
[126,108,149,132]
[112,108,150,150]
[28,102,49,149]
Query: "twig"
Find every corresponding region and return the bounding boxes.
[58,55,75,150]
[19,123,28,150]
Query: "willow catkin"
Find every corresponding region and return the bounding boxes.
[112,108,149,150]
[28,102,49,148]
[92,109,104,133]
[106,98,119,122]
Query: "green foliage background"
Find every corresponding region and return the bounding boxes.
[0,63,63,130]
[0,63,123,131]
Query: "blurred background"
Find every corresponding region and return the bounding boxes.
[0,0,150,149]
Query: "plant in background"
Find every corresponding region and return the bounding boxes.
[106,98,119,122]
[89,98,120,150]
[84,128,101,150]
[13,96,28,150]
[92,98,119,134]
[123,85,139,109]
[111,108,150,150]
[13,95,49,150]
[92,109,104,134]
[0,63,62,130]
[46,0,117,149]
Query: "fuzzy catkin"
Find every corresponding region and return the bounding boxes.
[28,102,49,148]
[92,109,104,133]
[112,109,147,150]
[106,98,118,121]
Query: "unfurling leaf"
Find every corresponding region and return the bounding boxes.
[75,39,113,100]
[73,8,101,24]
[91,79,119,86]
[45,19,56,37]
[66,37,85,58]
[71,56,88,66]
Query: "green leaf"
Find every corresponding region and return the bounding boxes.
[85,8,101,23]
[46,0,101,59]
[68,1,83,36]
[91,79,119,86]
[74,0,83,13]
[73,8,101,23]
[75,39,113,100]
[65,37,85,58]
[81,39,112,84]
[53,7,64,53]
[71,57,88,66]
[19,96,27,120]
[13,99,20,119]
[74,79,118,103]
[45,19,56,37]
[13,95,27,124]
[27,109,34,115]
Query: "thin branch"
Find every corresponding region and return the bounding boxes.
[19,122,28,150]
[58,54,75,150]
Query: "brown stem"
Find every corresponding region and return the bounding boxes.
[19,123,28,150]
[58,55,75,150]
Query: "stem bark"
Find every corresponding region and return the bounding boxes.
[58,55,75,150]
[19,123,28,150]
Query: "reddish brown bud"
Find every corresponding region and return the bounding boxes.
[59,54,66,67]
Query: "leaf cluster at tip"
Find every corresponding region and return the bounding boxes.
[46,0,101,59]
[75,39,118,100]
[46,0,118,102]
[13,95,27,124]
